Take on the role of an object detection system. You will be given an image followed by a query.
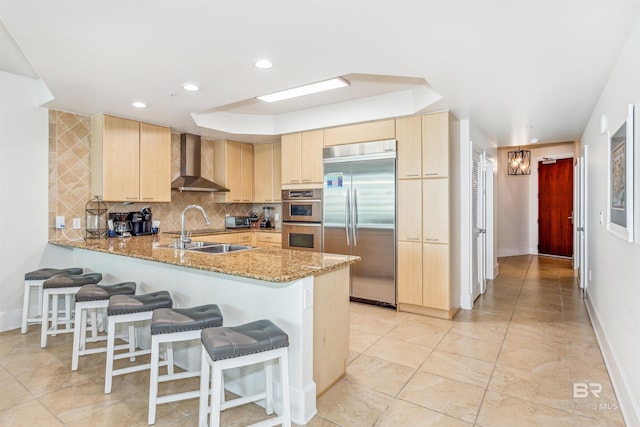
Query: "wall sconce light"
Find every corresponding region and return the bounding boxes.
[507,148,531,175]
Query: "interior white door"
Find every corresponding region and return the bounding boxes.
[472,150,486,301]
[576,146,588,290]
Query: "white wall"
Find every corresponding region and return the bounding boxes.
[496,142,576,257]
[579,10,640,425]
[0,71,70,331]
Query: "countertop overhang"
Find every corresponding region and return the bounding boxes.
[49,236,359,283]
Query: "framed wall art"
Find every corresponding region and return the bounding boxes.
[607,104,635,242]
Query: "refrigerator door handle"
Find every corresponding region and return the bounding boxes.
[352,188,358,246]
[345,191,351,246]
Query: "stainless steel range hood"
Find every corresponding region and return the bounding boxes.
[171,133,230,192]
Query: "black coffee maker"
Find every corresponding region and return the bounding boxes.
[128,207,152,236]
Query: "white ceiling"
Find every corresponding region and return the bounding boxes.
[1,0,639,146]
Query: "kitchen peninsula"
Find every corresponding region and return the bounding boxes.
[50,235,359,425]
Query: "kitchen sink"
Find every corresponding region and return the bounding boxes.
[188,244,254,254]
[164,241,254,254]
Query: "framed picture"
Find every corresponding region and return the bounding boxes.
[607,104,635,242]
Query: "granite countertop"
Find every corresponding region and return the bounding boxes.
[49,235,358,283]
[162,228,281,236]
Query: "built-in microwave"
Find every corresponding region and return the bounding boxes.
[281,189,323,223]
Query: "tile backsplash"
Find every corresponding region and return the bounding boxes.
[49,110,280,241]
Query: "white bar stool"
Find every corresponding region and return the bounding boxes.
[40,272,103,348]
[199,319,291,427]
[148,304,223,425]
[71,281,137,371]
[22,267,83,334]
[104,291,173,394]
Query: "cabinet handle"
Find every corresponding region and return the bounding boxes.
[290,180,300,183]
[142,198,154,200]
[405,174,420,178]
[423,173,438,177]
[301,179,312,182]
[424,238,440,242]
[405,237,420,241]
[126,197,137,200]
[233,199,241,202]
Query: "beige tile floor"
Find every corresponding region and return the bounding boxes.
[0,255,626,426]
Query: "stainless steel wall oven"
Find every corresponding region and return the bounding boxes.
[281,189,323,252]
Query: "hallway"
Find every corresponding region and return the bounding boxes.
[0,256,626,425]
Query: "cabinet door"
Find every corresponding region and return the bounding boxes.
[241,143,254,202]
[281,133,301,184]
[423,178,449,244]
[323,119,395,146]
[397,179,422,241]
[226,141,242,202]
[236,232,253,244]
[422,243,449,310]
[102,115,140,201]
[273,142,282,200]
[397,241,423,305]
[139,123,171,202]
[300,130,324,184]
[396,116,422,179]
[253,143,273,202]
[422,112,449,178]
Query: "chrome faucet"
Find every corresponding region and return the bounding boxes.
[179,204,210,249]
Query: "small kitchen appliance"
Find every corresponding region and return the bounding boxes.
[225,216,251,229]
[261,206,274,229]
[109,212,132,238]
[128,207,152,236]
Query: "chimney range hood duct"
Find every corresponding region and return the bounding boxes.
[171,133,230,192]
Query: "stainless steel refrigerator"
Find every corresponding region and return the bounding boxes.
[323,140,396,307]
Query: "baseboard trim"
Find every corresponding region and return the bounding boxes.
[585,292,640,427]
[0,309,22,333]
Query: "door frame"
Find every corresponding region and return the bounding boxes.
[529,151,574,255]
[471,149,486,301]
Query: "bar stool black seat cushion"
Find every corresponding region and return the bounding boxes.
[151,305,223,335]
[201,319,289,361]
[25,267,83,280]
[43,273,103,289]
[107,291,173,316]
[75,282,137,302]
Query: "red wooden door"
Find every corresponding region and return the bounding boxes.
[538,158,574,257]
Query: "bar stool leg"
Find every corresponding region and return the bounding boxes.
[148,334,161,425]
[40,289,50,348]
[265,360,274,415]
[210,361,223,427]
[21,282,33,334]
[71,302,85,371]
[280,352,291,427]
[105,316,116,394]
[199,349,211,426]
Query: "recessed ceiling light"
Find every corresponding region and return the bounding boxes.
[254,59,273,69]
[132,101,147,108]
[529,138,539,144]
[257,77,350,103]
[182,83,200,92]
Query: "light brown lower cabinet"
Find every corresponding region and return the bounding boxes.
[397,241,456,319]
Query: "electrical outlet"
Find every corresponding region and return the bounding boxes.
[55,216,65,229]
[72,218,81,229]
[303,287,313,309]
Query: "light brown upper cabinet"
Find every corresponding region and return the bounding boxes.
[91,114,171,202]
[213,140,254,203]
[254,141,282,203]
[323,119,395,146]
[396,116,423,179]
[397,112,451,179]
[281,130,323,187]
[422,112,450,177]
